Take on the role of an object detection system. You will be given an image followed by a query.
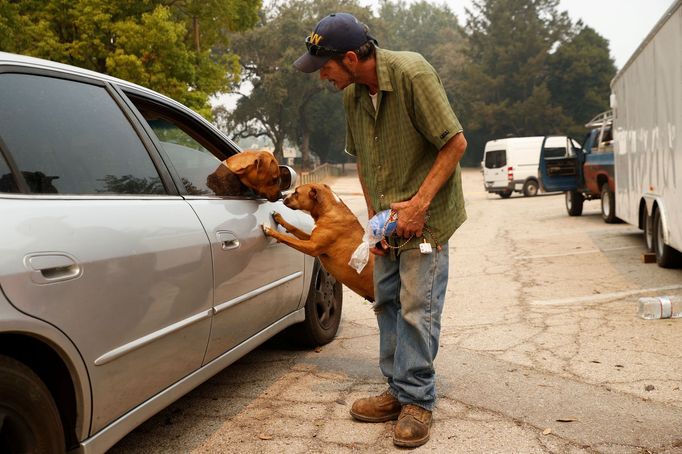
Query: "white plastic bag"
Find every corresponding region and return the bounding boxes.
[348,209,397,273]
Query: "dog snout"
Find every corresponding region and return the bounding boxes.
[267,191,282,202]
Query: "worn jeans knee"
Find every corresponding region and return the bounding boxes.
[373,244,449,411]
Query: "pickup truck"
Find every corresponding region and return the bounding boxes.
[538,110,618,223]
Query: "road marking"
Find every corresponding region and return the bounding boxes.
[517,245,639,260]
[530,284,682,306]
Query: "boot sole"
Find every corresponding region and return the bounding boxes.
[349,409,400,422]
[393,433,430,448]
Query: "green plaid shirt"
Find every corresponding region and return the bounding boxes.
[344,48,466,250]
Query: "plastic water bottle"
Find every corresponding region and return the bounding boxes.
[637,296,682,319]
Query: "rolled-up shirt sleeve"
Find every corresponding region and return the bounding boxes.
[411,72,463,151]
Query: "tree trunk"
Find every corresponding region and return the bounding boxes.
[273,137,284,163]
[301,130,311,170]
[192,17,200,52]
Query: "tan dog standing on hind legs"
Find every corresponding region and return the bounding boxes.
[262,183,374,302]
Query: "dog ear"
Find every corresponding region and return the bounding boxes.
[226,154,258,175]
[309,187,317,200]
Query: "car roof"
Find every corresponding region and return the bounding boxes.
[0,51,240,153]
[485,136,544,151]
[0,51,185,112]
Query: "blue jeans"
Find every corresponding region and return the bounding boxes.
[373,243,449,411]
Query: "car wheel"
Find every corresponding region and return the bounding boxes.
[291,259,343,347]
[498,190,512,199]
[565,190,584,216]
[0,355,64,454]
[522,179,539,197]
[600,183,617,223]
[653,209,681,268]
[644,210,654,252]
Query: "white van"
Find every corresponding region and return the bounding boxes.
[483,136,567,198]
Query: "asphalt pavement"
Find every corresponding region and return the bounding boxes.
[112,168,682,453]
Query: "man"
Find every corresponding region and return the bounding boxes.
[294,12,467,448]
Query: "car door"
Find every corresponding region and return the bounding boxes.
[0,71,213,432]
[538,136,583,192]
[121,92,306,363]
[483,146,508,189]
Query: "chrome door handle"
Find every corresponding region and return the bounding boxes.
[216,231,240,251]
[24,253,82,284]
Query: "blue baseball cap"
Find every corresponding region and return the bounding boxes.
[294,12,376,73]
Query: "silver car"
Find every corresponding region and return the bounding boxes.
[0,52,342,453]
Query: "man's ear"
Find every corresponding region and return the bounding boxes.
[343,51,359,67]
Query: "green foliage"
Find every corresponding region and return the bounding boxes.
[223,0,374,163]
[454,0,575,165]
[217,0,615,169]
[0,0,260,118]
[378,0,463,65]
[547,25,616,137]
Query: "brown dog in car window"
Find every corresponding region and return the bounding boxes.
[262,183,374,302]
[207,150,282,202]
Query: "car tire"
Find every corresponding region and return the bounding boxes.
[565,190,584,216]
[291,259,343,347]
[644,210,654,252]
[498,190,512,199]
[522,179,539,197]
[653,209,681,268]
[0,355,65,454]
[600,183,618,223]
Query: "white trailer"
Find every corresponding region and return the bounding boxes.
[611,0,682,268]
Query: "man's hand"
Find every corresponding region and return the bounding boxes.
[391,197,428,238]
[370,241,387,256]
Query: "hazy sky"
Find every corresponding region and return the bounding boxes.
[363,0,676,69]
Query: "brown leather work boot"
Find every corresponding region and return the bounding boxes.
[393,404,433,447]
[349,390,401,422]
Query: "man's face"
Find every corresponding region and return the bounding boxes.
[319,58,354,91]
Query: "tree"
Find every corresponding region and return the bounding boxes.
[454,0,573,165]
[306,90,346,163]
[0,0,260,117]
[378,0,464,66]
[547,24,616,138]
[222,0,373,164]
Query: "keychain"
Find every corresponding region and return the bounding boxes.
[419,238,433,254]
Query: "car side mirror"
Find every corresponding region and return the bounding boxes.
[279,165,297,191]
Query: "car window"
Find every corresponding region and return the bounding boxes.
[484,149,506,169]
[142,116,220,195]
[0,74,166,195]
[129,98,240,197]
[0,152,18,193]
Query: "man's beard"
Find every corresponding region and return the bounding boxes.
[327,60,356,92]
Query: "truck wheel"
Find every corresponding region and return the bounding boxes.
[653,209,682,268]
[600,183,617,223]
[522,179,539,197]
[644,211,654,252]
[290,259,343,347]
[0,355,65,454]
[565,190,584,216]
[498,190,512,199]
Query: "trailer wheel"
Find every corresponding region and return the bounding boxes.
[644,211,654,252]
[565,191,584,216]
[522,179,539,197]
[653,209,682,268]
[498,190,512,199]
[600,183,618,223]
